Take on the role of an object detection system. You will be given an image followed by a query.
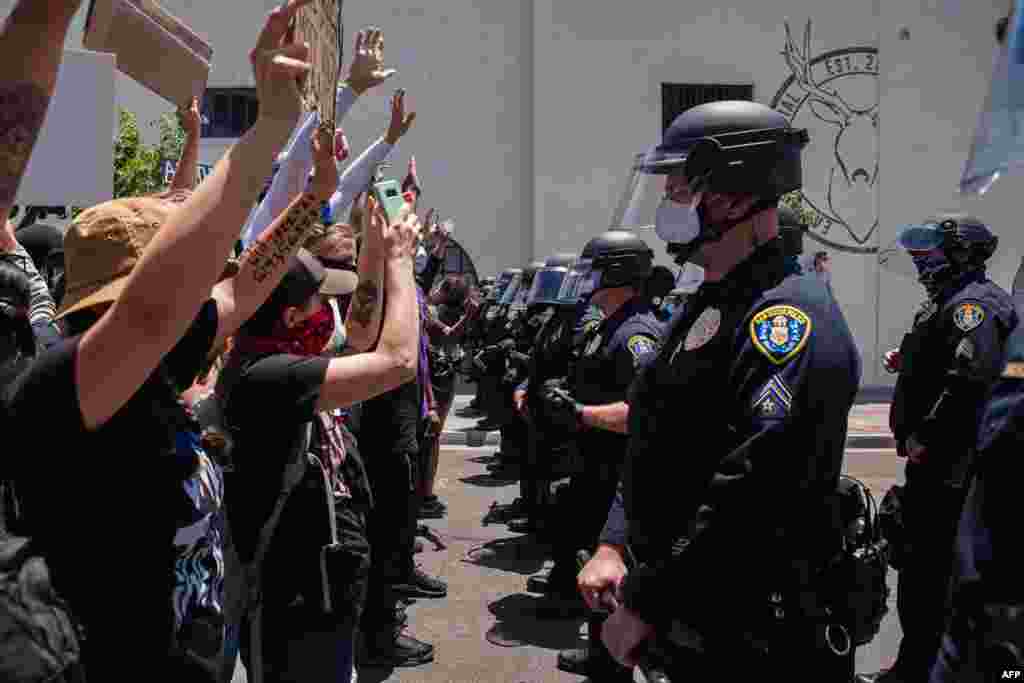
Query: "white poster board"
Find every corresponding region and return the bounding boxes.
[15,48,116,208]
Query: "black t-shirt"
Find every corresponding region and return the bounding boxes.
[221,351,370,619]
[221,352,329,564]
[3,299,220,680]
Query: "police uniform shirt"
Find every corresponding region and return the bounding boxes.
[932,298,1024,680]
[890,272,1015,486]
[572,297,661,403]
[614,240,861,628]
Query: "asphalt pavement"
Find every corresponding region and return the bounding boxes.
[228,396,906,682]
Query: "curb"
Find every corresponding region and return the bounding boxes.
[847,433,898,449]
[441,430,897,450]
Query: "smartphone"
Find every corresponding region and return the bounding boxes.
[371,179,406,225]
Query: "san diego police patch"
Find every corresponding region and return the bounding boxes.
[953,302,985,332]
[751,305,812,365]
[627,335,658,365]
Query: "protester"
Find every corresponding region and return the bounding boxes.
[219,184,421,682]
[2,1,337,678]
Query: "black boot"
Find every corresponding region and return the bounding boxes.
[392,565,448,599]
[359,627,435,668]
[556,612,633,681]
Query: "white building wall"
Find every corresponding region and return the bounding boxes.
[3,0,1021,387]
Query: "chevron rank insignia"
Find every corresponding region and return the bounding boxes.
[752,374,794,418]
[751,305,812,365]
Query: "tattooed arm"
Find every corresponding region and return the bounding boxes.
[0,0,83,216]
[75,0,313,431]
[316,197,421,411]
[211,124,337,348]
[343,192,388,352]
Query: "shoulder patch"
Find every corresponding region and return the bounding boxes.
[750,305,812,365]
[953,302,986,332]
[626,334,658,362]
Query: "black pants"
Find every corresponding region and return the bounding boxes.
[657,630,855,681]
[361,450,420,633]
[893,479,967,681]
[551,458,620,584]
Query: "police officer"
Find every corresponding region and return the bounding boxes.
[858,214,1015,683]
[930,279,1023,682]
[508,253,575,533]
[580,100,861,680]
[531,230,663,681]
[490,261,545,470]
[474,268,523,431]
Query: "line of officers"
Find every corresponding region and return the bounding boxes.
[458,101,1023,683]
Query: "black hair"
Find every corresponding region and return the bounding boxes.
[0,260,35,366]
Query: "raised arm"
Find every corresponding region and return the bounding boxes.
[211,121,339,348]
[343,90,417,352]
[242,26,398,246]
[317,195,420,410]
[168,97,202,192]
[0,0,84,217]
[76,0,313,430]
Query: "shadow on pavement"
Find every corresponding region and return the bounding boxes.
[485,593,586,651]
[463,535,550,576]
[460,472,519,487]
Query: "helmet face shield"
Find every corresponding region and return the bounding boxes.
[499,274,523,304]
[526,268,567,305]
[611,151,693,233]
[558,259,600,302]
[878,222,946,281]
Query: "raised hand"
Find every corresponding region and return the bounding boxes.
[249,0,313,125]
[179,97,202,137]
[347,27,397,95]
[373,192,420,263]
[402,155,422,197]
[385,89,417,144]
[335,127,350,162]
[309,121,340,202]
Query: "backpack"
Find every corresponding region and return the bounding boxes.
[0,514,87,682]
[823,475,891,647]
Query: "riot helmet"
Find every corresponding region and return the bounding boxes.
[493,268,522,303]
[560,230,654,302]
[885,212,998,297]
[526,253,575,306]
[511,261,545,314]
[612,101,809,264]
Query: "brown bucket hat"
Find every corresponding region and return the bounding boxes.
[56,191,236,320]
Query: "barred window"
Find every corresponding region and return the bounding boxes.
[200,88,258,138]
[661,83,755,133]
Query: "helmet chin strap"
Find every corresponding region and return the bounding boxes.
[668,199,777,266]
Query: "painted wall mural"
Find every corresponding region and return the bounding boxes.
[771,19,880,254]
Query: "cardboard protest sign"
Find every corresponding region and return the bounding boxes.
[83,0,213,108]
[16,49,115,208]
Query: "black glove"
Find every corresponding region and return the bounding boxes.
[539,378,583,433]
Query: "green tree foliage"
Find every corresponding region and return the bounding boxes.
[780,191,822,228]
[112,109,186,200]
